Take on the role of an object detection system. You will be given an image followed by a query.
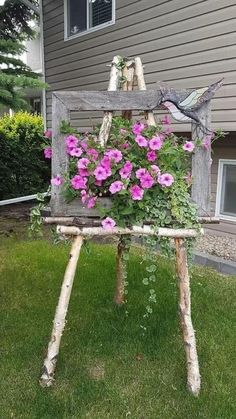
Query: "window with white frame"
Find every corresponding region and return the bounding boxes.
[216,159,236,220]
[66,0,115,38]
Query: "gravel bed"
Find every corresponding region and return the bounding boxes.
[195,233,236,262]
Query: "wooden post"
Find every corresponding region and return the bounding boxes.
[134,57,156,126]
[98,55,122,147]
[50,93,70,216]
[191,102,211,216]
[175,238,201,396]
[40,235,83,387]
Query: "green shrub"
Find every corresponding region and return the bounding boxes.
[0,112,50,200]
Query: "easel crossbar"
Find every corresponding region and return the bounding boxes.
[57,225,203,238]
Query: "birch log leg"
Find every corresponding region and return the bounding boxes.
[134,57,156,126]
[98,55,121,147]
[40,235,83,387]
[114,236,131,305]
[115,237,126,305]
[122,59,135,120]
[175,238,201,396]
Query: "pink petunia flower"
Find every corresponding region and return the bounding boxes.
[161,115,171,125]
[105,167,112,177]
[81,141,88,151]
[101,217,116,230]
[146,150,157,162]
[69,147,83,157]
[65,135,78,148]
[135,135,148,148]
[124,161,133,171]
[44,147,52,159]
[119,167,131,179]
[132,122,145,135]
[158,173,174,187]
[100,156,111,169]
[109,181,124,194]
[202,134,213,150]
[71,175,87,190]
[87,196,97,209]
[136,168,147,179]
[150,165,160,175]
[120,128,128,135]
[106,149,123,163]
[94,165,108,181]
[149,135,163,150]
[183,141,195,152]
[119,161,133,179]
[164,126,173,135]
[95,179,103,186]
[77,158,90,169]
[44,130,52,139]
[51,175,63,186]
[140,173,154,189]
[130,185,144,201]
[81,190,88,204]
[87,148,99,161]
[121,142,130,149]
[79,168,90,177]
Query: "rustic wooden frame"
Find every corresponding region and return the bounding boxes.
[51,88,211,217]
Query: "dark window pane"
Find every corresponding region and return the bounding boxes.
[220,164,236,217]
[68,0,87,36]
[90,0,112,28]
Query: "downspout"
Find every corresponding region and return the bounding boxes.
[39,0,47,129]
[19,0,46,129]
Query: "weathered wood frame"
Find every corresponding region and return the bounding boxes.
[51,88,211,217]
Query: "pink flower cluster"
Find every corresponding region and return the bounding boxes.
[132,166,174,198]
[46,117,197,231]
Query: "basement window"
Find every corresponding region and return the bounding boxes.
[65,0,115,39]
[216,160,236,220]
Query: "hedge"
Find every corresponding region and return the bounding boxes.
[0,112,50,200]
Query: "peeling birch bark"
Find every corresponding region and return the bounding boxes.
[40,235,83,387]
[134,57,156,126]
[57,225,203,238]
[175,238,201,396]
[115,238,126,305]
[98,55,121,147]
[43,216,219,226]
[122,59,135,120]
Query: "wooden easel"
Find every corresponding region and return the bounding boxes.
[39,57,221,396]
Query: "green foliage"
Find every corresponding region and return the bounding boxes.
[0,0,44,110]
[0,0,38,41]
[0,240,236,418]
[0,112,50,199]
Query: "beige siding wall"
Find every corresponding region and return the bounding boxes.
[43,0,236,219]
[43,0,236,131]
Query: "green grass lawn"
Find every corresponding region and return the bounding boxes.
[0,236,236,418]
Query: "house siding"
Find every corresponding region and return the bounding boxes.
[43,0,236,131]
[42,0,236,222]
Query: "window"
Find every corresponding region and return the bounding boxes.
[216,159,236,220]
[65,0,115,39]
[30,98,41,115]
